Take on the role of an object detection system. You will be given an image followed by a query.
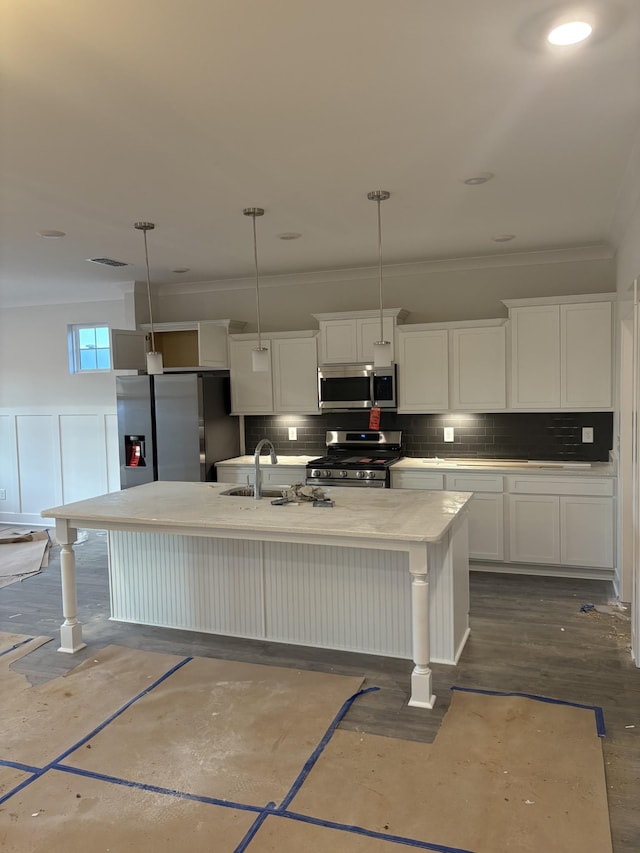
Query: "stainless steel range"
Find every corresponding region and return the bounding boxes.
[305,430,402,488]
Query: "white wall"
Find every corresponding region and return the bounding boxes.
[0,298,132,525]
[155,250,615,331]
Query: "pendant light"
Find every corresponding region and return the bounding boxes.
[367,190,392,367]
[243,206,269,372]
[134,221,163,375]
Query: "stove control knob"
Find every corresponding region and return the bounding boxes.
[356,470,366,479]
[338,470,348,478]
[311,469,326,478]
[366,471,376,479]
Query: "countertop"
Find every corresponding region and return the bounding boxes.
[42,481,472,544]
[216,455,317,467]
[216,455,616,477]
[390,458,616,476]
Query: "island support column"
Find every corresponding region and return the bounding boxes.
[55,519,86,654]
[407,543,436,709]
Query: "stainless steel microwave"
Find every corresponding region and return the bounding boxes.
[317,363,397,410]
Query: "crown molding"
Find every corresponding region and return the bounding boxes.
[156,245,614,298]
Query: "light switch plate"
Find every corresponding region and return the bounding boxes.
[582,426,594,443]
[0,489,6,500]
[444,427,454,442]
[288,427,298,441]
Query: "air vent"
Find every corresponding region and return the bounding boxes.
[86,257,129,267]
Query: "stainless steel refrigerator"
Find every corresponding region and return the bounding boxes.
[116,372,240,489]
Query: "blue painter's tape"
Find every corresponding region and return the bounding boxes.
[278,808,478,853]
[0,758,40,774]
[233,802,276,853]
[49,656,194,768]
[450,686,606,736]
[0,637,34,657]
[0,655,194,806]
[55,764,263,814]
[278,686,380,811]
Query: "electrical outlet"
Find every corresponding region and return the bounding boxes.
[444,427,454,442]
[0,489,6,500]
[582,426,594,443]
[288,427,298,441]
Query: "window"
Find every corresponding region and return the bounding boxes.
[68,324,111,373]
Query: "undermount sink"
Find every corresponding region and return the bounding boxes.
[220,487,286,498]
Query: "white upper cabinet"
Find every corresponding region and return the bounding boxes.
[272,336,320,414]
[396,319,506,413]
[560,301,612,408]
[111,320,246,371]
[229,338,274,414]
[229,332,319,415]
[396,327,449,412]
[508,304,561,408]
[450,322,506,411]
[504,294,614,410]
[313,309,408,364]
[110,329,147,371]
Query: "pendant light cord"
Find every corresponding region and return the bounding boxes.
[376,197,384,342]
[142,227,156,353]
[252,213,262,351]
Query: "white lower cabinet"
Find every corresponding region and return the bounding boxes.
[506,476,615,571]
[508,494,561,564]
[390,470,503,562]
[445,474,504,562]
[215,464,307,487]
[560,496,614,568]
[391,467,615,576]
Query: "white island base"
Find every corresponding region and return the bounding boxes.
[43,482,471,710]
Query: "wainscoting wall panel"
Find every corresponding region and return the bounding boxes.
[0,409,118,525]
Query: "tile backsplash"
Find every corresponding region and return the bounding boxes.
[244,411,613,462]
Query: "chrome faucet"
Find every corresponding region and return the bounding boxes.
[253,439,278,499]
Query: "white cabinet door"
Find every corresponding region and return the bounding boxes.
[509,305,560,408]
[358,316,395,362]
[110,329,148,371]
[319,320,358,363]
[390,471,445,490]
[319,316,395,363]
[215,466,253,485]
[197,322,231,368]
[229,339,274,414]
[561,302,612,408]
[560,496,614,568]
[451,325,506,410]
[445,473,504,561]
[272,336,319,414]
[396,329,449,412]
[467,493,505,561]
[508,494,560,564]
[265,467,307,486]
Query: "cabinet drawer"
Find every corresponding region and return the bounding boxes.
[505,475,614,497]
[390,471,444,490]
[445,474,503,493]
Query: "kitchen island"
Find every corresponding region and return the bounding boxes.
[42,482,472,709]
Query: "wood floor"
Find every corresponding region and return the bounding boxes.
[1,531,639,851]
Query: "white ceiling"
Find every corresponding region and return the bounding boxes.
[2,0,639,308]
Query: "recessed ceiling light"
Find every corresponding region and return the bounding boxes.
[492,234,516,243]
[463,172,494,186]
[171,267,190,274]
[37,229,66,238]
[547,21,593,45]
[277,232,302,240]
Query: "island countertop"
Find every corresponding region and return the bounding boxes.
[42,481,472,544]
